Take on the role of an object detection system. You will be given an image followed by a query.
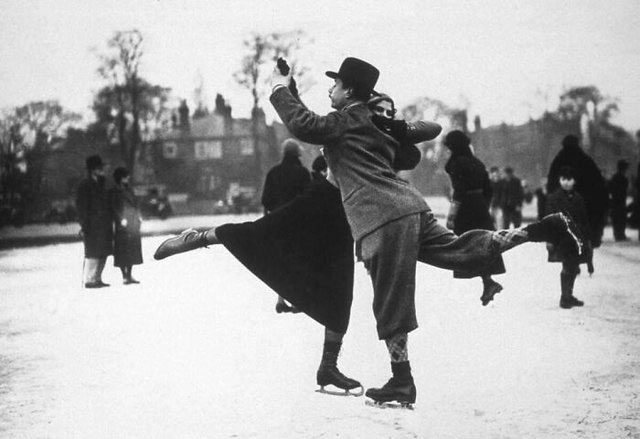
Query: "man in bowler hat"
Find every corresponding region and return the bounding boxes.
[269,56,585,407]
[76,155,113,288]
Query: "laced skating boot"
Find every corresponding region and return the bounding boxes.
[480,279,503,306]
[525,213,584,255]
[316,342,363,396]
[365,376,416,407]
[154,228,209,260]
[316,365,363,395]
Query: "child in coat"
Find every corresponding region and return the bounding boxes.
[545,166,592,308]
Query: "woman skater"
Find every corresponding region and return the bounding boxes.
[443,131,505,305]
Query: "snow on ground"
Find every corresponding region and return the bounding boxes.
[1,228,639,438]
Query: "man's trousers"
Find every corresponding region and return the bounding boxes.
[359,211,514,340]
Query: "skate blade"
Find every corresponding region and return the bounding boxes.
[316,385,364,397]
[365,399,414,410]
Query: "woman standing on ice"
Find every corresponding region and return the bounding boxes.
[109,167,143,285]
[443,130,505,305]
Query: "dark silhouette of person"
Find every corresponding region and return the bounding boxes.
[443,130,505,305]
[500,167,524,228]
[608,159,629,241]
[109,167,143,284]
[76,155,113,288]
[261,138,311,313]
[547,135,608,248]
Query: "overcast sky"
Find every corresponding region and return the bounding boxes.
[1,0,639,131]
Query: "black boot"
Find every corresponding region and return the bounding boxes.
[525,213,584,255]
[480,278,503,306]
[365,361,416,406]
[154,229,209,260]
[316,342,362,395]
[559,272,583,309]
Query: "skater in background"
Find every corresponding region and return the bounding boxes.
[154,89,442,398]
[261,138,311,313]
[443,130,505,306]
[548,134,608,248]
[608,159,629,241]
[109,167,143,284]
[545,166,592,309]
[499,167,524,228]
[76,155,113,289]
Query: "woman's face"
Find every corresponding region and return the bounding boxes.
[371,99,396,119]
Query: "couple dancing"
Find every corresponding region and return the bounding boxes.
[154,57,584,408]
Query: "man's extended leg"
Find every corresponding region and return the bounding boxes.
[416,211,584,273]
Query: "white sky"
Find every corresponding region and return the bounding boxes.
[1,0,639,131]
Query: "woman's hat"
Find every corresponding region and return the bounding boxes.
[325,57,379,94]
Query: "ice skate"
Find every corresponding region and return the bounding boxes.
[154,228,208,260]
[480,280,503,306]
[365,376,416,409]
[316,365,364,396]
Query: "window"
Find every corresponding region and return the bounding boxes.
[194,140,223,160]
[239,138,254,156]
[163,142,178,159]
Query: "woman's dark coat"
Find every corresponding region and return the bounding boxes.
[109,185,143,267]
[76,176,113,258]
[445,154,506,278]
[216,178,354,334]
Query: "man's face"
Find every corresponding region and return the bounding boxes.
[372,100,395,119]
[328,78,350,110]
[560,176,575,191]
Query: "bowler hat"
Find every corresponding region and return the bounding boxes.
[85,154,104,171]
[325,57,379,94]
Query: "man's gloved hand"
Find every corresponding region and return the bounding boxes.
[271,64,291,91]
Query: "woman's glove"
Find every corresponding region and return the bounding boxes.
[446,202,460,230]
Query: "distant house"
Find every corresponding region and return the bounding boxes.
[152,96,319,211]
[152,97,281,210]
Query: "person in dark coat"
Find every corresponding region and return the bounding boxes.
[76,155,113,288]
[608,159,629,241]
[261,138,311,313]
[109,167,143,284]
[545,166,592,309]
[444,131,506,306]
[500,167,524,228]
[261,138,311,214]
[547,134,608,247]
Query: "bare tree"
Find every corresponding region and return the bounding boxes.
[233,30,313,189]
[95,29,144,170]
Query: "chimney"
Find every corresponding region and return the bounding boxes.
[178,100,190,130]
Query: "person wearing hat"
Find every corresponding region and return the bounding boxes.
[608,159,630,241]
[261,137,311,313]
[268,56,587,407]
[75,154,113,288]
